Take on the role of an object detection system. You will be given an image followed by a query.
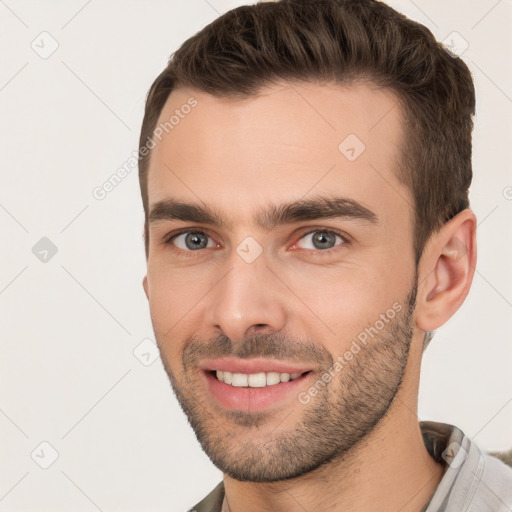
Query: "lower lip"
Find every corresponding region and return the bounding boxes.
[204,371,312,412]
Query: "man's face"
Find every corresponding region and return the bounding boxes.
[143,82,419,481]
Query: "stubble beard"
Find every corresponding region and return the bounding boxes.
[157,279,417,482]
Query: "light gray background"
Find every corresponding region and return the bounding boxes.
[1,0,511,510]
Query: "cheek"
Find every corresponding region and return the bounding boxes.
[281,260,410,343]
[146,266,208,339]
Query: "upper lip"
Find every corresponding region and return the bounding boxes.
[200,357,312,375]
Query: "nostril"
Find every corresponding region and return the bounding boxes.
[245,324,270,337]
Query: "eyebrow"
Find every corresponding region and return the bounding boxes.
[148,196,378,230]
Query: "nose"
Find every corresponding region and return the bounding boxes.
[205,254,287,342]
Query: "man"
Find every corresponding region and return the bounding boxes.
[138,0,512,510]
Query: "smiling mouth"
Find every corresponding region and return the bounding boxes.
[210,370,311,388]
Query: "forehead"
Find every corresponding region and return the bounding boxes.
[146,81,412,227]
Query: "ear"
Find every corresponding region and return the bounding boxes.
[415,209,477,332]
[142,275,149,300]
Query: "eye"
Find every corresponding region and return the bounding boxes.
[171,231,216,251]
[296,230,345,250]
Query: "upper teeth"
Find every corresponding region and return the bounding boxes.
[215,371,303,387]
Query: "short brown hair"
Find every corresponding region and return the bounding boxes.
[138,0,475,263]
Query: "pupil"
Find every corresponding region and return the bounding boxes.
[313,231,335,249]
[185,233,207,250]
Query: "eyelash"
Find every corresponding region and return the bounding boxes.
[162,227,351,256]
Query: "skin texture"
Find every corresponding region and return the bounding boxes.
[142,81,477,512]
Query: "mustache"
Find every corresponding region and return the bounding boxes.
[182,333,334,371]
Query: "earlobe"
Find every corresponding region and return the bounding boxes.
[416,209,477,332]
[142,275,149,300]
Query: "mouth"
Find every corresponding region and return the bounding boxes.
[209,369,311,388]
[200,358,314,412]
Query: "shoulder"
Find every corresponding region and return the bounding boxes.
[421,421,512,512]
[450,441,512,511]
[473,450,512,509]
